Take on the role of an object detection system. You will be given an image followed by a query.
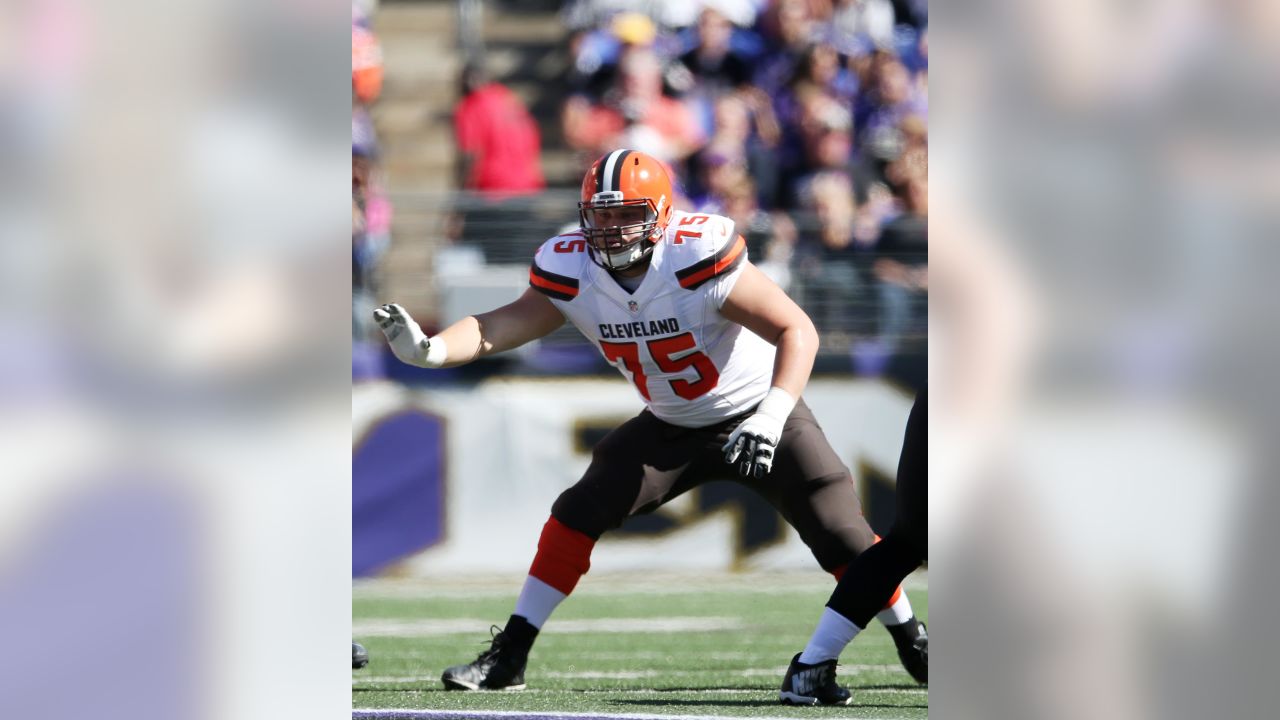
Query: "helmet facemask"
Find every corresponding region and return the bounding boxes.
[579,191,662,271]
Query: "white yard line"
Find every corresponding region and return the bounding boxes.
[353,617,745,637]
[352,707,924,720]
[357,662,904,678]
[353,684,927,695]
[352,710,756,720]
[354,571,928,601]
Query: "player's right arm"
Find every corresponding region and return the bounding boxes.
[374,288,564,369]
[434,288,565,366]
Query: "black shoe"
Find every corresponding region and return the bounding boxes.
[888,618,928,684]
[441,625,530,691]
[352,642,369,669]
[779,653,852,706]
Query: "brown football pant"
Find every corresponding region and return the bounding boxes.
[550,398,878,573]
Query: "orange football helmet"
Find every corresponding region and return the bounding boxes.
[578,149,674,271]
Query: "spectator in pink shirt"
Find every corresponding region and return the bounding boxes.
[453,62,545,196]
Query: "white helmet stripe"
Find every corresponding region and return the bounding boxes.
[600,148,629,192]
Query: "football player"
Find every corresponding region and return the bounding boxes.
[374,149,926,691]
[780,389,928,705]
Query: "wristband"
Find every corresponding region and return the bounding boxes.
[422,336,449,368]
[756,387,797,423]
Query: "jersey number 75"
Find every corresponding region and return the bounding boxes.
[599,332,719,401]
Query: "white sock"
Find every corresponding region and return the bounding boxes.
[798,607,862,665]
[876,591,915,627]
[513,576,567,629]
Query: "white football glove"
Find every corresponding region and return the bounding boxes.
[373,303,448,368]
[722,388,797,479]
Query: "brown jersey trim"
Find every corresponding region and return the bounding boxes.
[530,262,580,301]
[675,234,747,290]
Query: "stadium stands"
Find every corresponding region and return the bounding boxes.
[356,0,927,382]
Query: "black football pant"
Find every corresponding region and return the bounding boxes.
[827,389,927,627]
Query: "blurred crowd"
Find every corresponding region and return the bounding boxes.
[352,0,390,341]
[457,0,927,364]
[468,0,921,361]
[360,0,928,366]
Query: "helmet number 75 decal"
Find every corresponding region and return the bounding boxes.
[599,332,720,401]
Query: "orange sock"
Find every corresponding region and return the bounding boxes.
[527,517,595,595]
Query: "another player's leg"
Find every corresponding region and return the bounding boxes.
[801,530,927,685]
[791,390,929,696]
[825,542,928,683]
[779,652,853,706]
[755,397,925,693]
[442,411,695,691]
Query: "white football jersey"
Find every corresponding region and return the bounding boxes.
[529,210,775,428]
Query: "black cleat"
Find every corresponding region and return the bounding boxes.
[441,625,530,691]
[352,642,369,669]
[779,653,852,706]
[888,618,928,684]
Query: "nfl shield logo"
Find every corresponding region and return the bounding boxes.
[628,300,639,313]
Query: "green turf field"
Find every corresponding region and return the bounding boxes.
[353,571,927,719]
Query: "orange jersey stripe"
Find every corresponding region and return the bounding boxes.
[529,269,578,297]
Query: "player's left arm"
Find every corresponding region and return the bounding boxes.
[717,261,820,478]
[719,261,819,400]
